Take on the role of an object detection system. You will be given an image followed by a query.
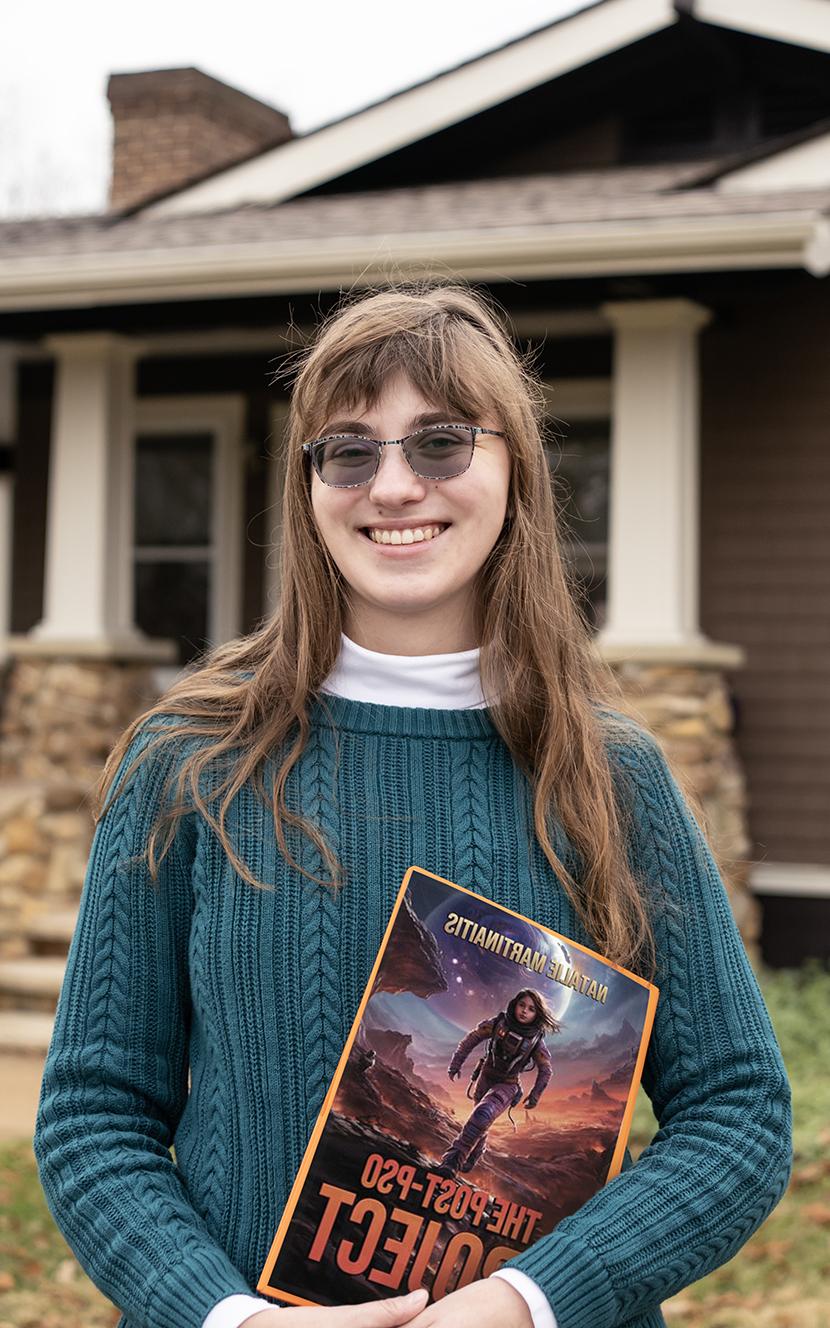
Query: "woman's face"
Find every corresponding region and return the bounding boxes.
[514,995,537,1025]
[309,371,511,651]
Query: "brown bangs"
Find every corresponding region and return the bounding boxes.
[302,309,509,441]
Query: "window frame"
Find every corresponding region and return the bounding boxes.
[131,394,245,687]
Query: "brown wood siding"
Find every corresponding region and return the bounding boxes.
[699,283,830,867]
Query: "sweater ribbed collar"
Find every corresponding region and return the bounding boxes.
[312,633,497,738]
[309,691,497,739]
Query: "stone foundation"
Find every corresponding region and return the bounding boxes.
[0,654,161,784]
[607,659,759,953]
[0,654,163,957]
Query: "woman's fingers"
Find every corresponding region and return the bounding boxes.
[342,1289,429,1324]
[269,1287,430,1325]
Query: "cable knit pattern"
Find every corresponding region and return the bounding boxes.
[34,698,791,1328]
[298,722,344,1125]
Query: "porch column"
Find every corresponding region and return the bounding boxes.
[29,332,163,653]
[594,299,756,951]
[598,298,714,653]
[0,331,175,788]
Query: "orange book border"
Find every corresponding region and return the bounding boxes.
[257,864,659,1306]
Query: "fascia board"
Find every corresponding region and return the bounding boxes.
[144,0,677,219]
[1,213,827,311]
[692,0,830,52]
[717,130,830,193]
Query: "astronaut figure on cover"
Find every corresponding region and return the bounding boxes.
[436,988,559,1178]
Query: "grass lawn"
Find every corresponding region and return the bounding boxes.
[1,965,828,1327]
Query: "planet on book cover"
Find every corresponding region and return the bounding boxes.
[258,865,659,1307]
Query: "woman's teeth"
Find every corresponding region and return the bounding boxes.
[365,524,447,545]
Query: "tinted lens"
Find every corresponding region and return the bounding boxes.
[406,426,474,478]
[315,437,379,486]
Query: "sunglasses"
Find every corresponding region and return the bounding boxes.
[302,424,506,488]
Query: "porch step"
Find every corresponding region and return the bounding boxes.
[0,1009,55,1054]
[24,909,79,956]
[0,956,66,1010]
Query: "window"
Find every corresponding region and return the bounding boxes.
[134,432,213,666]
[542,381,611,632]
[132,396,244,675]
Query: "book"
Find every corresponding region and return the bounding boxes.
[258,865,659,1307]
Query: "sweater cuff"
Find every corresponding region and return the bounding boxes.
[501,1224,616,1328]
[146,1247,259,1328]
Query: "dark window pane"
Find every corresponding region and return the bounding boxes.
[548,421,610,545]
[135,560,210,666]
[545,417,610,632]
[135,433,213,546]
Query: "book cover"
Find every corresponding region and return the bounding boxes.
[258,865,659,1307]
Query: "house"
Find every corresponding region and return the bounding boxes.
[0,0,828,1047]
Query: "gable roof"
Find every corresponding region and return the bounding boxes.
[143,0,830,219]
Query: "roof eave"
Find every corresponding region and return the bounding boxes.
[1,213,827,313]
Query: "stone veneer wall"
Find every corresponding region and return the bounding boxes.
[608,659,759,952]
[0,655,758,960]
[0,656,161,958]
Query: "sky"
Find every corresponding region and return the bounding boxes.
[1,0,585,220]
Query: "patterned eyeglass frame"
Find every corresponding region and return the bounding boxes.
[302,424,507,488]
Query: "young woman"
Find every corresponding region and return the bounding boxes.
[34,280,792,1328]
[437,988,559,1178]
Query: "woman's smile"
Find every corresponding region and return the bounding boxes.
[358,521,451,550]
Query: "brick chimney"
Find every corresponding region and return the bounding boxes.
[106,67,293,212]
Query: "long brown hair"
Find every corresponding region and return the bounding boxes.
[95,277,699,975]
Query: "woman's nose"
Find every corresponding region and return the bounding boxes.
[366,443,428,505]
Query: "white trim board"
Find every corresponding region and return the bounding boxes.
[44,311,609,359]
[692,0,830,53]
[3,213,828,312]
[717,129,830,194]
[542,377,612,420]
[750,861,830,899]
[145,0,678,217]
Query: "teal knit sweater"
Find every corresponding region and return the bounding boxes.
[34,695,792,1328]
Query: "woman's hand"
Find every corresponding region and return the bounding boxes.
[406,1277,534,1328]
[243,1287,428,1325]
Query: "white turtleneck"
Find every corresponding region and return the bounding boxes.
[203,632,557,1328]
[319,631,488,709]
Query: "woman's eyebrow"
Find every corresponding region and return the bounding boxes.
[321,410,473,436]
